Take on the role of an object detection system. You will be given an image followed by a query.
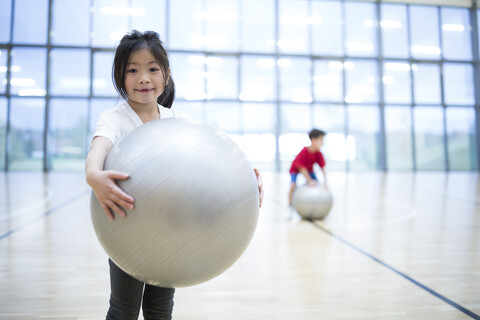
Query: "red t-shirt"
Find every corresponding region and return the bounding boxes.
[289,147,326,174]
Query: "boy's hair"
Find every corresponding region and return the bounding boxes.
[112,30,175,108]
[309,128,326,140]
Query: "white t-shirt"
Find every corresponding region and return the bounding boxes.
[93,100,189,146]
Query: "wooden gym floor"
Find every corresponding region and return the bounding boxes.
[0,171,479,320]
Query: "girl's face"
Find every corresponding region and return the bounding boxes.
[125,48,169,109]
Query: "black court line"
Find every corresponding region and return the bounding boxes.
[310,220,480,320]
[0,190,90,241]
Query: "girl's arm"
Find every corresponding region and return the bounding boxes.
[85,136,134,220]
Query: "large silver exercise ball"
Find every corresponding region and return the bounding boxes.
[90,118,259,288]
[294,185,333,220]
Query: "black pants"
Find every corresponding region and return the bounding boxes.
[106,259,175,320]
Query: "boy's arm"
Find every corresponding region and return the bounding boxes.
[321,166,327,187]
[298,167,317,186]
[85,136,134,220]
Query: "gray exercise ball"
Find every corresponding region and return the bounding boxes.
[294,185,333,220]
[91,118,259,288]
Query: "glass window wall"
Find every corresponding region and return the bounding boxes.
[0,0,12,43]
[241,103,276,164]
[13,0,48,44]
[0,50,7,94]
[47,99,88,170]
[385,106,413,170]
[93,51,116,96]
[279,58,312,103]
[347,105,380,170]
[0,98,6,170]
[206,56,238,100]
[131,0,167,42]
[8,98,45,170]
[446,107,477,170]
[345,2,377,57]
[414,106,446,171]
[278,0,309,54]
[0,0,478,172]
[50,49,91,97]
[409,6,441,60]
[203,0,239,52]
[345,59,379,104]
[312,1,343,56]
[412,63,441,104]
[242,0,275,53]
[441,7,472,61]
[240,56,276,102]
[204,101,240,134]
[10,48,47,97]
[314,60,343,103]
[383,61,412,104]
[381,4,409,58]
[443,63,475,105]
[51,0,91,46]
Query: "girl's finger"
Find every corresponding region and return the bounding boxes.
[111,193,134,210]
[111,185,134,204]
[100,202,114,220]
[106,200,126,218]
[108,170,130,181]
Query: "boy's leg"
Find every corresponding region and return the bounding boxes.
[106,259,144,320]
[288,183,296,206]
[288,173,298,206]
[142,285,175,320]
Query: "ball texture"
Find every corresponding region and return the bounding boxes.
[91,118,259,288]
[294,185,333,220]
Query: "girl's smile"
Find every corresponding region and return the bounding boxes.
[136,88,154,93]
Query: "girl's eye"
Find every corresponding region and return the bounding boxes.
[127,69,137,73]
[150,68,160,72]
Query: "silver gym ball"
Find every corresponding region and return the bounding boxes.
[294,185,333,220]
[91,118,259,288]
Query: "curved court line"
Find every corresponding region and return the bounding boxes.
[0,187,54,221]
[319,201,418,229]
[0,190,90,241]
[312,222,480,320]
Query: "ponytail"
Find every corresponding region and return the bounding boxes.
[157,77,175,109]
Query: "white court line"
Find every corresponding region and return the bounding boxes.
[319,202,418,230]
[0,187,54,221]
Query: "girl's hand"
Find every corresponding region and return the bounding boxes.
[254,168,264,208]
[88,170,134,220]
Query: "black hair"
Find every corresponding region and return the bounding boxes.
[309,128,326,140]
[112,30,175,108]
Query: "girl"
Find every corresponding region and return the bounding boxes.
[85,30,264,320]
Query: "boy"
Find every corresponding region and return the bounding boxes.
[288,129,327,206]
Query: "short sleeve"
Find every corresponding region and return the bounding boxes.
[317,152,326,168]
[92,111,118,145]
